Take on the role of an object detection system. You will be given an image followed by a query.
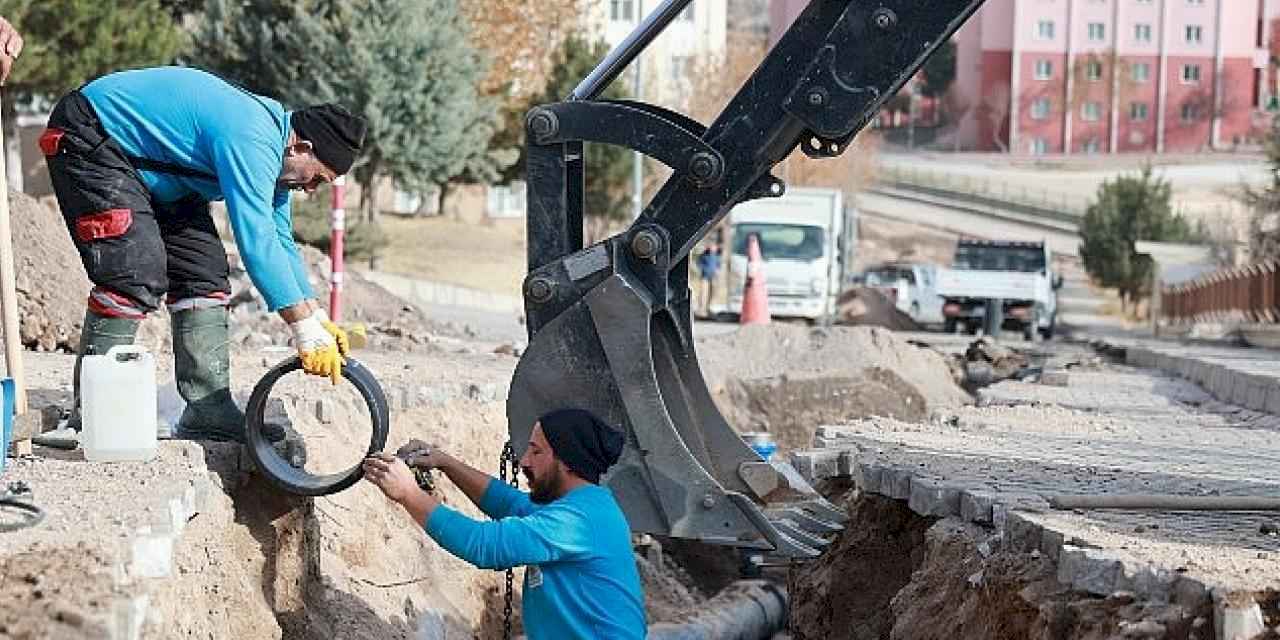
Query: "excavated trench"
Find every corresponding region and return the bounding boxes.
[786,482,1227,640]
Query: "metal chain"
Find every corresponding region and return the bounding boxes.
[498,442,518,640]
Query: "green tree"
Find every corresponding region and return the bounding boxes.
[191,0,505,222]
[509,36,633,232]
[1243,113,1280,261]
[920,39,956,99]
[1079,166,1199,308]
[0,1,185,189]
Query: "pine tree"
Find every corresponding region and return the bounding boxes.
[1079,166,1198,308]
[191,0,504,221]
[511,36,633,232]
[0,1,185,189]
[1243,114,1280,260]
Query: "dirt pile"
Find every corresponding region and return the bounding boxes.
[835,287,921,331]
[696,324,970,451]
[9,193,90,352]
[789,488,1217,640]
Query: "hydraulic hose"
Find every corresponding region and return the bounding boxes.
[245,356,389,496]
[646,580,788,640]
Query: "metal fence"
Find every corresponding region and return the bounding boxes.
[1162,261,1280,324]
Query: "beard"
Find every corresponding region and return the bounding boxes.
[525,466,563,504]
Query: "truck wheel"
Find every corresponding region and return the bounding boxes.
[944,318,958,334]
[1023,310,1041,343]
[1040,316,1056,340]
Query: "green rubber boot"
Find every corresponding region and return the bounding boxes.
[65,309,141,432]
[171,306,287,444]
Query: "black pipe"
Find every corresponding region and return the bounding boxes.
[646,580,788,640]
[569,0,694,101]
[245,356,389,496]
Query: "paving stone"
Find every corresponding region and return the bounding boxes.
[885,467,912,501]
[791,449,841,483]
[1004,511,1044,553]
[854,461,884,494]
[907,477,961,518]
[959,490,996,524]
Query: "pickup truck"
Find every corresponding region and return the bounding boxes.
[861,262,945,325]
[935,240,1062,340]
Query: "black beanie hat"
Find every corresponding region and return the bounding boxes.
[538,408,626,484]
[291,104,367,175]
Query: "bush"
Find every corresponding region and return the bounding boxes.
[291,194,389,261]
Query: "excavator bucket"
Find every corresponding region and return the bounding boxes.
[508,0,986,558]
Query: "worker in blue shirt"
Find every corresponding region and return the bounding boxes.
[362,408,646,640]
[39,66,365,443]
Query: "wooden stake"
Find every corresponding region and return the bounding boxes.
[0,87,27,415]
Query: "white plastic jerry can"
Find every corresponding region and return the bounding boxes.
[81,344,158,462]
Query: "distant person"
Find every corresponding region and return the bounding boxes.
[0,16,23,85]
[696,243,722,317]
[40,66,366,443]
[363,409,645,639]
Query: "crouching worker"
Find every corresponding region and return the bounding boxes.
[363,409,646,640]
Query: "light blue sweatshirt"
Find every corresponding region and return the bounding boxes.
[81,67,314,311]
[426,479,646,640]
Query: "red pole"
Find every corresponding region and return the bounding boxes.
[328,176,346,322]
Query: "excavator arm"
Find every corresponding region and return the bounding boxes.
[509,0,987,558]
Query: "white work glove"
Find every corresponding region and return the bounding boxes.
[312,307,351,355]
[290,314,343,384]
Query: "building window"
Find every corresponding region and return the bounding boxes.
[1031,98,1052,120]
[1082,138,1102,154]
[1031,138,1049,155]
[1130,102,1149,121]
[1185,25,1202,44]
[1037,20,1056,40]
[1182,64,1201,83]
[1088,23,1106,41]
[610,0,633,21]
[1181,103,1202,122]
[1035,60,1053,80]
[1085,60,1104,81]
[1132,62,1151,83]
[1134,24,1152,42]
[1081,102,1103,121]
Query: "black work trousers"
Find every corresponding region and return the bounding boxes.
[42,90,230,313]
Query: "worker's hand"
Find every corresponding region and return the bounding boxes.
[395,439,448,469]
[363,453,419,504]
[0,17,23,86]
[289,314,343,384]
[313,307,350,356]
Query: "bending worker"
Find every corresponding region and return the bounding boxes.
[363,409,646,639]
[39,66,366,442]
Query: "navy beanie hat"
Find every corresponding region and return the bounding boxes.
[538,408,626,483]
[291,103,367,175]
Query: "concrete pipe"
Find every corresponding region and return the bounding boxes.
[646,580,788,640]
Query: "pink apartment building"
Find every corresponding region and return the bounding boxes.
[770,0,1280,154]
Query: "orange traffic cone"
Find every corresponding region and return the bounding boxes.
[740,234,771,325]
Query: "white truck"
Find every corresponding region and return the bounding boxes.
[723,187,855,322]
[936,239,1062,340]
[861,262,946,325]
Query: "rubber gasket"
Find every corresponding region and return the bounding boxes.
[245,356,389,496]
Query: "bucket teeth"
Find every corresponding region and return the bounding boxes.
[797,497,850,525]
[769,506,844,534]
[727,493,821,558]
[772,518,831,550]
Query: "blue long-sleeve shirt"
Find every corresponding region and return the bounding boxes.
[81,67,314,311]
[426,479,646,640]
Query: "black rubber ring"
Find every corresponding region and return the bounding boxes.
[245,356,390,496]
